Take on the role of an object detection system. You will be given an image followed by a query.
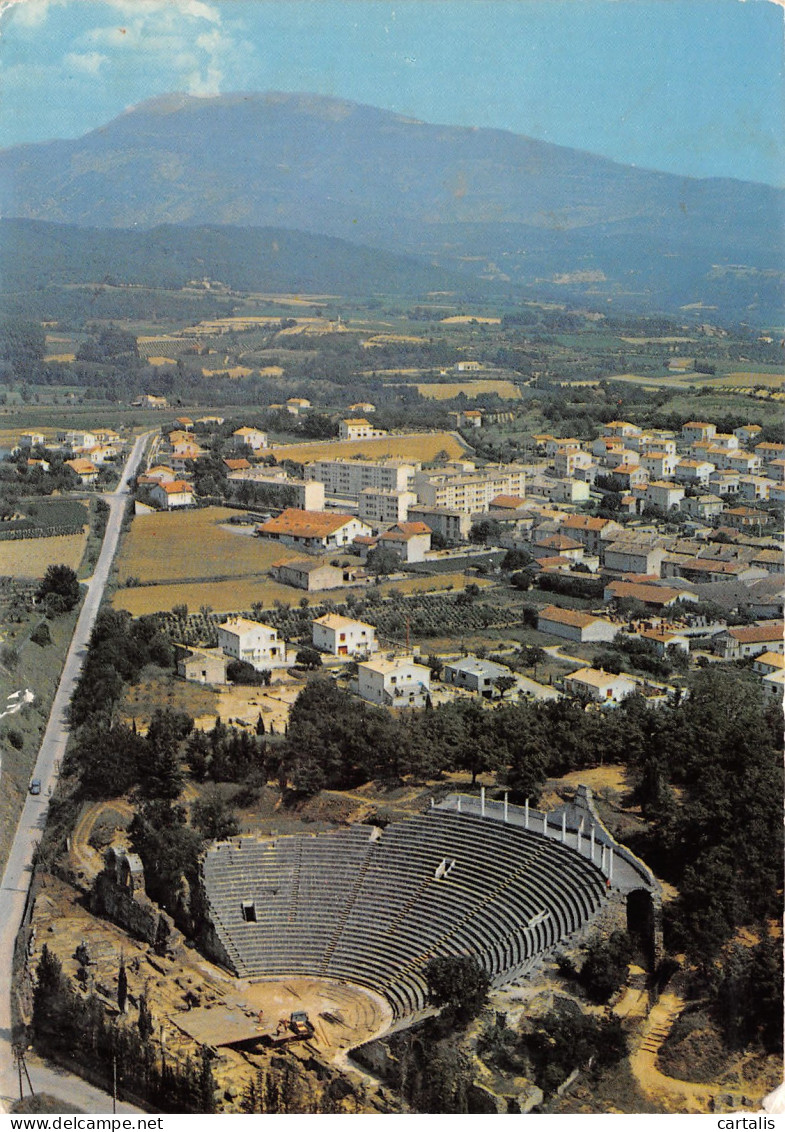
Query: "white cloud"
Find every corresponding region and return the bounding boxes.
[75,0,248,96]
[0,0,54,30]
[63,49,107,75]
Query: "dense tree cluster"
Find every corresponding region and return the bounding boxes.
[70,610,173,726]
[36,564,80,615]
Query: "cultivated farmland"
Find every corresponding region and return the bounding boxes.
[0,532,86,577]
[112,568,490,618]
[115,506,303,585]
[413,380,522,401]
[269,430,468,464]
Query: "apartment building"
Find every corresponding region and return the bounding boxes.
[413,462,526,514]
[306,458,417,499]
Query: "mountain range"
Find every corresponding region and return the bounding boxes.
[0,92,781,322]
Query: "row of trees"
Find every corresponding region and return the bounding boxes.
[32,945,217,1113]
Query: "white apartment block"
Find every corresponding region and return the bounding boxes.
[218,617,287,670]
[306,458,417,499]
[413,462,526,514]
[312,613,377,657]
[227,468,325,511]
[358,488,417,524]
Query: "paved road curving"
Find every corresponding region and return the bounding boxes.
[0,433,151,1114]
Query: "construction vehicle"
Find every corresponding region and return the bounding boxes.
[272,1011,314,1044]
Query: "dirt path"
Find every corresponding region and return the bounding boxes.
[628,992,717,1113]
[69,799,135,884]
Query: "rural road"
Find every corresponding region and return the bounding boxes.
[0,431,151,1114]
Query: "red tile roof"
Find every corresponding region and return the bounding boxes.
[258,508,356,538]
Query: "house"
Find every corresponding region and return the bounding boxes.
[357,656,431,708]
[734,424,762,445]
[752,651,785,677]
[559,515,622,556]
[442,656,513,697]
[720,621,784,661]
[640,452,678,479]
[603,421,641,439]
[218,617,288,670]
[532,534,585,562]
[674,459,715,487]
[132,394,168,409]
[722,507,771,532]
[150,480,194,509]
[604,580,694,609]
[348,402,376,414]
[146,464,177,482]
[645,481,685,511]
[19,432,45,449]
[257,509,371,553]
[709,469,740,496]
[750,550,785,575]
[339,418,387,441]
[608,464,648,490]
[737,475,774,503]
[488,495,527,513]
[554,448,594,477]
[286,398,312,415]
[762,669,785,701]
[406,505,472,544]
[171,442,205,465]
[755,441,785,463]
[312,613,377,657]
[270,559,348,591]
[681,421,716,444]
[65,458,99,484]
[726,451,762,475]
[232,427,267,451]
[679,494,725,521]
[176,647,228,685]
[223,457,252,473]
[635,628,690,656]
[564,667,637,704]
[537,605,617,644]
[604,541,666,577]
[544,477,590,504]
[175,417,194,430]
[711,433,740,452]
[604,447,640,470]
[376,521,432,563]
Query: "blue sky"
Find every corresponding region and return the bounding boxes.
[0,0,782,185]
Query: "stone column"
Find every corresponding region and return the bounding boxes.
[504,792,509,822]
[481,785,486,816]
[524,799,529,829]
[561,812,566,843]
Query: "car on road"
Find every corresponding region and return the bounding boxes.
[29,778,41,795]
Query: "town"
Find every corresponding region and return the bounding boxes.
[0,313,782,1114]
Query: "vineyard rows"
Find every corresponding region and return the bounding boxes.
[163,589,523,650]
